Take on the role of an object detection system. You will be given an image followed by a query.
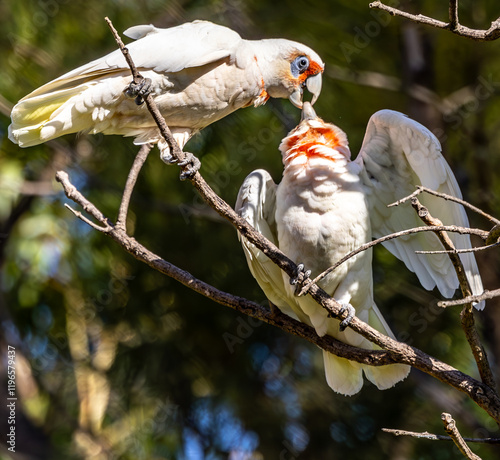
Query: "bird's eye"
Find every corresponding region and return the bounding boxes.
[291,55,310,77]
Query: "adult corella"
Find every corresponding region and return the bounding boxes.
[236,102,483,395]
[8,20,323,175]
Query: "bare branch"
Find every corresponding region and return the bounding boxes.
[63,203,110,232]
[369,1,500,41]
[410,197,496,393]
[116,144,152,231]
[56,171,113,230]
[382,427,500,444]
[297,224,487,297]
[449,0,459,31]
[105,17,143,85]
[415,241,500,255]
[440,289,500,308]
[486,223,500,245]
[390,186,500,226]
[442,413,482,460]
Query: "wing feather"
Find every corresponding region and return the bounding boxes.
[235,170,301,319]
[356,110,484,309]
[22,20,241,99]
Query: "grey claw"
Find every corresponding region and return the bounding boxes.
[124,77,153,105]
[178,152,201,180]
[338,302,355,332]
[290,263,312,296]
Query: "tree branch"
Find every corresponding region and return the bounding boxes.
[440,289,500,308]
[369,1,500,41]
[390,186,500,226]
[410,197,497,393]
[116,143,152,231]
[382,427,500,444]
[442,413,482,460]
[297,223,487,297]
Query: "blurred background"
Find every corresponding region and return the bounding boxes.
[1,0,500,458]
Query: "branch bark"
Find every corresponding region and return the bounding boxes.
[369,1,500,41]
[410,197,497,393]
[442,413,482,460]
[382,427,500,444]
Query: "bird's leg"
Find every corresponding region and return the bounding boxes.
[158,140,201,180]
[124,78,153,105]
[290,263,312,296]
[338,302,356,332]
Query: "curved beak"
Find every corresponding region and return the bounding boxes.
[306,73,322,105]
[301,101,317,121]
[289,87,304,109]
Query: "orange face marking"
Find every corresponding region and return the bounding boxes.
[298,60,324,84]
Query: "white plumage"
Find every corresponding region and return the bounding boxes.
[8,20,324,157]
[236,103,483,395]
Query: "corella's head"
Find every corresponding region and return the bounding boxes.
[253,39,324,108]
[279,102,351,168]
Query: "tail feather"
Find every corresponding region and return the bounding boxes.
[322,303,410,395]
[322,350,364,396]
[9,86,90,147]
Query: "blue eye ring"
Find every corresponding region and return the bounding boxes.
[291,55,310,77]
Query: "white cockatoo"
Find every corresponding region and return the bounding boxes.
[236,102,484,396]
[8,20,324,172]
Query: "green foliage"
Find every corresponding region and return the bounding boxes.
[1,1,500,459]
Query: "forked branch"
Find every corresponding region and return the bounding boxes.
[370,1,500,41]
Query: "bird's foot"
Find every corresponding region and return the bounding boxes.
[290,263,312,296]
[338,302,356,332]
[124,77,153,105]
[178,152,201,180]
[159,142,200,180]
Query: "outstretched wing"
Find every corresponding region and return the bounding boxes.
[23,20,241,99]
[235,170,300,319]
[355,110,484,309]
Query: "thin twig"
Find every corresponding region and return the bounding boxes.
[439,289,500,308]
[442,413,482,460]
[56,171,113,230]
[297,224,487,296]
[486,224,500,245]
[449,0,459,31]
[389,186,500,225]
[415,241,500,255]
[105,17,143,85]
[369,1,500,41]
[116,144,153,231]
[411,197,473,298]
[382,427,500,444]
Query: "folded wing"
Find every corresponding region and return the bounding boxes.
[235,169,304,320]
